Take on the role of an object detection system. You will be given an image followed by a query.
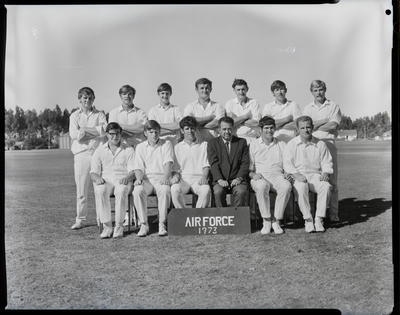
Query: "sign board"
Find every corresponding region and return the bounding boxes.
[167,206,251,235]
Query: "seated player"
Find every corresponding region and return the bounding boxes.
[132,120,174,237]
[170,116,211,208]
[90,122,135,239]
[148,83,183,146]
[249,116,292,235]
[283,116,333,233]
[207,116,250,208]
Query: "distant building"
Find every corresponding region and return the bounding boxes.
[337,129,357,141]
[382,130,391,140]
[57,132,71,149]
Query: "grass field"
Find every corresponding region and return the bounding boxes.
[4,140,393,312]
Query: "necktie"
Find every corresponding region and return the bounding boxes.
[225,141,230,154]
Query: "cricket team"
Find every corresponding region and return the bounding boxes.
[69,78,342,238]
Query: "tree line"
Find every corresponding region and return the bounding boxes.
[4,105,391,149]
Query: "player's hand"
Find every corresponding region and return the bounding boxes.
[252,173,263,180]
[160,178,171,186]
[217,179,229,187]
[293,173,307,183]
[230,178,242,187]
[198,177,209,185]
[94,177,105,185]
[78,129,86,141]
[284,173,294,184]
[320,172,330,182]
[134,179,143,186]
[170,175,180,185]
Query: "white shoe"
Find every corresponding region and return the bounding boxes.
[123,212,131,227]
[305,220,315,233]
[272,222,284,234]
[261,221,272,235]
[100,225,113,239]
[71,221,84,230]
[113,226,124,238]
[158,223,168,236]
[137,224,149,237]
[314,217,325,232]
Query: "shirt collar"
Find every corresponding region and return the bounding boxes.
[294,135,319,146]
[78,106,97,115]
[235,97,252,107]
[119,104,138,113]
[158,103,173,110]
[258,137,277,147]
[312,99,330,109]
[145,138,164,147]
[182,139,201,146]
[273,100,290,108]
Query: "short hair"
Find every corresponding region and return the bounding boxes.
[179,116,198,129]
[270,80,287,92]
[232,78,248,89]
[258,116,276,128]
[119,84,136,96]
[106,122,122,133]
[157,83,172,94]
[195,78,212,89]
[78,87,95,100]
[144,120,161,131]
[218,116,234,127]
[310,80,327,91]
[296,115,314,128]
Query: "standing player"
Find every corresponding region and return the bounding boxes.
[225,78,262,145]
[148,83,182,146]
[183,78,225,142]
[249,116,292,235]
[132,120,174,237]
[170,116,211,209]
[262,80,301,143]
[69,87,107,230]
[283,116,333,233]
[302,80,342,222]
[90,122,135,239]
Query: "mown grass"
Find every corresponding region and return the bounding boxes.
[4,141,392,312]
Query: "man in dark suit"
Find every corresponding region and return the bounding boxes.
[207,116,250,207]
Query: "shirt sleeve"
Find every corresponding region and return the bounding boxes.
[283,141,297,174]
[201,142,210,168]
[69,111,79,140]
[126,147,136,173]
[139,109,148,125]
[132,145,145,172]
[251,101,262,121]
[90,147,102,175]
[291,101,302,120]
[225,101,233,116]
[147,107,156,121]
[108,108,118,123]
[172,146,181,173]
[214,102,225,120]
[183,104,193,117]
[96,111,108,136]
[261,103,270,117]
[248,142,256,172]
[174,106,183,122]
[162,140,174,165]
[319,142,334,174]
[329,103,342,124]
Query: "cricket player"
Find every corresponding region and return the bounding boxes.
[262,80,301,143]
[283,116,333,233]
[69,87,107,230]
[183,78,225,142]
[249,116,292,235]
[90,122,135,239]
[170,116,211,208]
[132,120,174,237]
[108,84,148,225]
[225,78,262,145]
[302,80,341,222]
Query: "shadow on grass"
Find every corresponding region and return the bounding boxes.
[250,197,392,233]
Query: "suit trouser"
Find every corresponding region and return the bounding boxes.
[133,177,171,225]
[94,180,131,227]
[250,174,292,220]
[323,140,338,218]
[171,177,211,208]
[213,182,249,208]
[73,151,98,223]
[293,173,332,220]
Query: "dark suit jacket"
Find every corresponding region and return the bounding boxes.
[207,135,250,184]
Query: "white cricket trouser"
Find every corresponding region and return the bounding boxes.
[171,176,211,208]
[133,176,171,225]
[73,150,97,222]
[293,173,332,220]
[250,174,292,220]
[93,180,131,227]
[323,140,338,217]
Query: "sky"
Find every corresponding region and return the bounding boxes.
[5,1,392,120]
